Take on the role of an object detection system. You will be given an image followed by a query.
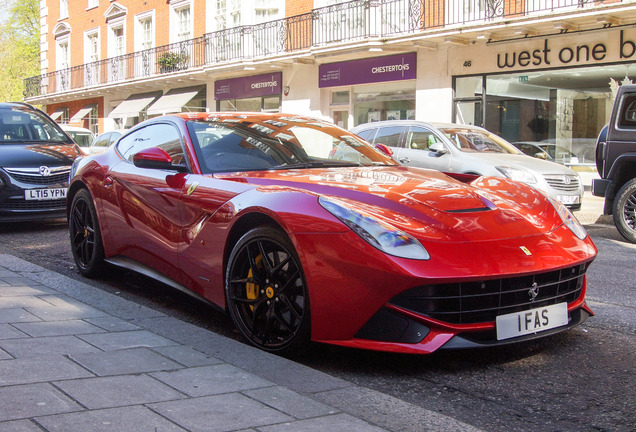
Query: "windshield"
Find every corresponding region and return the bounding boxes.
[438,127,521,154]
[66,131,93,147]
[187,116,397,173]
[0,107,72,144]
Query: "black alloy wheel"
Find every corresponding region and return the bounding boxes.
[225,226,310,355]
[613,178,636,243]
[69,188,105,277]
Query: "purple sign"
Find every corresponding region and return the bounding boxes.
[215,72,282,100]
[319,53,416,88]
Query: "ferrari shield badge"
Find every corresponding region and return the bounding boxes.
[187,182,199,196]
[520,246,532,256]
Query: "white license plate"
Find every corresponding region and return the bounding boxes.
[496,303,568,341]
[25,188,67,201]
[557,195,579,205]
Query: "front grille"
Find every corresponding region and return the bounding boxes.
[4,167,70,185]
[390,264,587,324]
[0,199,66,210]
[544,174,580,192]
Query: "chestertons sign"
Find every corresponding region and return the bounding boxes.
[494,29,635,70]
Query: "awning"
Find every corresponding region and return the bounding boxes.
[108,93,159,119]
[49,110,64,121]
[146,86,202,116]
[69,105,95,123]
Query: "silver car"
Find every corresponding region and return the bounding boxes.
[352,121,583,210]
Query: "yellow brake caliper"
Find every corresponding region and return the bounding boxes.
[245,255,262,311]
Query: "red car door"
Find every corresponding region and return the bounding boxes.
[100,122,188,284]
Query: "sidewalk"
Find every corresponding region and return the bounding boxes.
[0,254,482,432]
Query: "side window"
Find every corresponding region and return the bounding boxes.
[117,124,185,166]
[144,123,186,165]
[619,95,636,128]
[406,126,442,151]
[355,128,374,141]
[373,126,403,147]
[93,133,110,149]
[116,129,147,160]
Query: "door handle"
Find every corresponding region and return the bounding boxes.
[398,157,410,164]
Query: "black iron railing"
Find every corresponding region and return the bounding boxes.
[24,0,605,98]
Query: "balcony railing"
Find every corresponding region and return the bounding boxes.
[25,0,606,98]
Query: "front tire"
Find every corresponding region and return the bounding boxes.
[69,188,105,277]
[225,226,310,355]
[613,178,636,243]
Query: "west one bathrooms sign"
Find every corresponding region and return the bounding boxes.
[496,30,636,69]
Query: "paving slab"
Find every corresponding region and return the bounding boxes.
[53,374,186,409]
[0,383,82,422]
[0,335,102,359]
[0,324,28,340]
[77,329,177,351]
[0,308,41,324]
[12,319,105,337]
[150,363,274,397]
[0,357,94,386]
[243,386,337,419]
[68,347,185,376]
[0,419,46,432]
[149,393,294,432]
[35,406,187,432]
[257,413,388,432]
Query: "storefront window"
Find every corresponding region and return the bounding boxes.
[454,64,633,164]
[353,82,415,126]
[331,91,350,105]
[218,96,281,112]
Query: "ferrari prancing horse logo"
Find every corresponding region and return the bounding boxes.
[187,182,199,196]
[520,246,532,256]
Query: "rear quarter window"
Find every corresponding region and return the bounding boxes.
[618,95,636,129]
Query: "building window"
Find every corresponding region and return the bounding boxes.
[86,32,99,63]
[177,7,192,41]
[88,0,98,9]
[88,106,99,135]
[135,12,154,51]
[56,40,69,70]
[60,0,69,19]
[113,27,124,56]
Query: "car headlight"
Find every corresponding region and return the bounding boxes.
[496,166,537,184]
[318,196,430,260]
[546,195,587,240]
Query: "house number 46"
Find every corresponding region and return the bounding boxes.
[463,61,472,67]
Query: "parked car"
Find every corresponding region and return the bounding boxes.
[352,121,583,210]
[60,125,95,155]
[593,84,636,243]
[0,102,82,221]
[513,141,580,165]
[88,129,127,155]
[67,112,596,356]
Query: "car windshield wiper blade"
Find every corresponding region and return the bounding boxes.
[270,160,364,170]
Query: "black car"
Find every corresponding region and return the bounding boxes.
[0,102,82,221]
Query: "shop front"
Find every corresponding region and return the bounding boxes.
[215,73,283,112]
[450,27,636,165]
[318,53,417,129]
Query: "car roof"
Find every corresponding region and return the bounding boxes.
[352,120,486,131]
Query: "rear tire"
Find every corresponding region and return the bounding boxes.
[69,189,105,277]
[225,226,310,356]
[613,178,636,243]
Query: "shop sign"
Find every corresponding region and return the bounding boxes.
[496,30,636,70]
[319,53,417,88]
[215,72,282,100]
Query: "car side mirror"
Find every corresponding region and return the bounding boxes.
[375,143,393,157]
[534,152,547,160]
[133,147,188,172]
[429,142,448,155]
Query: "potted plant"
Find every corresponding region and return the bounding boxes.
[157,51,189,73]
